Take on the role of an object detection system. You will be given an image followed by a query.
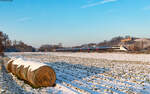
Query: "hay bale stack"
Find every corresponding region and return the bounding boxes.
[6,58,56,88]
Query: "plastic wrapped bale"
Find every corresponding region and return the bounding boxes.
[7,58,56,88]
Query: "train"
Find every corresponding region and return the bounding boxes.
[56,46,127,52]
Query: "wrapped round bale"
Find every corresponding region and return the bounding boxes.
[7,58,56,88]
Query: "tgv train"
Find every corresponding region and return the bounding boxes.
[56,46,127,52]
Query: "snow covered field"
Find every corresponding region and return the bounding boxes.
[1,52,150,94]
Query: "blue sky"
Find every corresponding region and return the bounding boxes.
[0,0,150,47]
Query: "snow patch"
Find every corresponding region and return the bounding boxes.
[10,58,46,71]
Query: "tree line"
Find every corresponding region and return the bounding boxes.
[0,31,35,52]
[0,31,139,52]
[0,31,63,52]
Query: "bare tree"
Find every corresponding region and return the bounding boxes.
[0,31,4,56]
[2,33,9,48]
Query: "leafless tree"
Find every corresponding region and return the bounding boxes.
[0,31,4,56]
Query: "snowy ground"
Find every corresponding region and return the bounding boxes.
[1,52,150,94]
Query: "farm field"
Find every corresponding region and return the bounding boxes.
[1,52,150,94]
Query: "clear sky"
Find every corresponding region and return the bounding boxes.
[0,0,150,47]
